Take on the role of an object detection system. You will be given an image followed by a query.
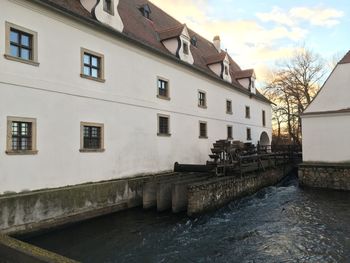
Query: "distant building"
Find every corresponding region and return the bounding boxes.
[0,0,272,194]
[300,51,350,190]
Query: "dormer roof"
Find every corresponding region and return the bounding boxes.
[233,69,255,80]
[158,24,185,41]
[204,52,228,65]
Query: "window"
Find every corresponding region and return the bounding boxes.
[103,0,114,15]
[262,110,266,127]
[199,121,207,138]
[80,122,104,152]
[5,22,39,66]
[226,100,232,114]
[246,128,252,141]
[183,42,189,55]
[191,36,197,47]
[227,126,233,139]
[224,65,229,75]
[6,117,37,155]
[157,78,169,99]
[245,106,250,119]
[140,4,151,19]
[198,91,207,108]
[158,115,170,136]
[81,48,105,82]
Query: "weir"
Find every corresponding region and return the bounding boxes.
[0,142,301,262]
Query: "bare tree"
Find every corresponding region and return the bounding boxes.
[263,47,326,145]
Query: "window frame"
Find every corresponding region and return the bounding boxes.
[198,90,207,108]
[157,77,170,100]
[183,42,189,55]
[157,114,171,137]
[5,22,39,66]
[103,0,115,15]
[245,106,251,119]
[199,121,208,139]
[262,110,266,127]
[227,125,233,139]
[226,99,232,114]
[80,122,105,152]
[246,128,252,141]
[6,116,38,155]
[80,48,105,83]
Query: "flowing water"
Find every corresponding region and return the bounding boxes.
[25,174,350,263]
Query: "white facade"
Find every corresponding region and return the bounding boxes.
[0,0,272,194]
[302,58,350,163]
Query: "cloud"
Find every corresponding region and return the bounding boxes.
[257,6,344,27]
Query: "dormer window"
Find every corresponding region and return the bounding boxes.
[140,4,151,19]
[103,0,114,15]
[251,79,255,90]
[183,42,189,55]
[224,65,229,75]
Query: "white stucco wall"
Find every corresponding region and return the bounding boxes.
[302,114,350,163]
[0,0,271,193]
[305,63,350,113]
[302,61,350,163]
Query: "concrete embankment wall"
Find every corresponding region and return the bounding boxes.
[187,166,292,216]
[0,174,152,235]
[299,163,350,190]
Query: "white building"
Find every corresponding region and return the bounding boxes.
[0,0,272,194]
[300,51,350,190]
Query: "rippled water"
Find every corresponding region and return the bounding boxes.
[25,174,350,262]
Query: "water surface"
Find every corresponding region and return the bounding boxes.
[25,175,350,262]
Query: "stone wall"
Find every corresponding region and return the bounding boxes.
[0,175,152,235]
[187,166,291,216]
[299,163,350,190]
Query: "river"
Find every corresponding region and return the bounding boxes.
[24,174,350,262]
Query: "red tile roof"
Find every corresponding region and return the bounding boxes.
[339,51,350,64]
[233,69,255,79]
[31,0,271,104]
[204,52,228,65]
[158,24,185,41]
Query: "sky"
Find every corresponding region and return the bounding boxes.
[150,0,349,83]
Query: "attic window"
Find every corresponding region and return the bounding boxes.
[191,36,197,47]
[183,42,189,55]
[140,4,151,19]
[103,0,114,15]
[224,65,229,75]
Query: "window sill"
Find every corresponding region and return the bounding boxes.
[245,117,251,119]
[157,133,171,137]
[227,137,233,140]
[4,54,39,67]
[157,95,171,101]
[199,136,208,139]
[226,111,233,115]
[198,105,207,109]
[80,74,105,83]
[79,148,105,153]
[6,150,38,155]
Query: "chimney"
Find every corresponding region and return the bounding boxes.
[213,35,221,53]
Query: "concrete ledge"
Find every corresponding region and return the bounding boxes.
[0,234,78,263]
[299,162,350,190]
[0,174,164,235]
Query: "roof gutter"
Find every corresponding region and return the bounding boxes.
[29,0,272,105]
